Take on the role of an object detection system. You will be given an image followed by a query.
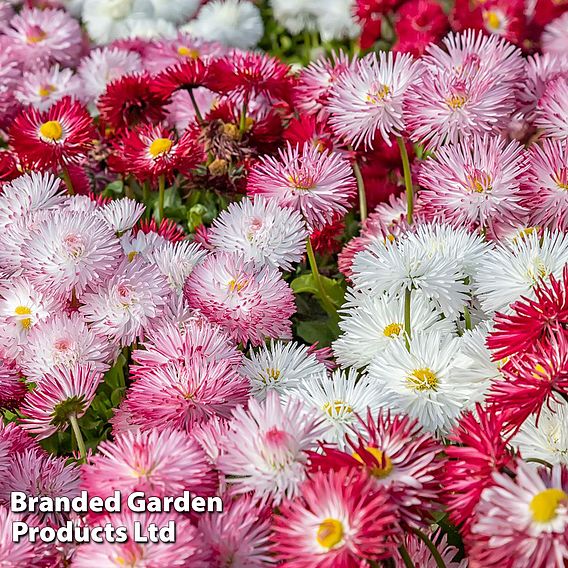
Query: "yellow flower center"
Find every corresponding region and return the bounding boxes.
[148,137,173,158]
[407,368,438,392]
[353,447,394,479]
[177,45,199,58]
[553,169,568,191]
[38,84,56,98]
[322,400,353,417]
[484,10,503,32]
[383,322,403,338]
[466,171,492,193]
[530,488,568,523]
[26,28,46,44]
[367,84,390,104]
[228,279,247,292]
[287,172,315,191]
[39,120,63,141]
[127,251,138,262]
[15,305,32,329]
[446,93,468,109]
[316,518,343,549]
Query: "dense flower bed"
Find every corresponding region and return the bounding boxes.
[1,0,568,566]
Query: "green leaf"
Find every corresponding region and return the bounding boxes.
[296,320,336,346]
[291,273,345,307]
[102,180,124,196]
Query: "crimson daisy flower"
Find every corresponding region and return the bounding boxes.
[10,97,96,170]
[151,58,211,99]
[134,218,186,243]
[97,73,169,130]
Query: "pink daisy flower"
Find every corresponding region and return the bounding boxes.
[542,13,568,56]
[3,8,82,70]
[0,49,20,130]
[418,134,529,234]
[218,391,326,506]
[0,358,25,410]
[247,143,356,231]
[19,313,113,383]
[10,97,96,170]
[536,76,568,140]
[21,210,123,298]
[20,365,102,440]
[126,359,250,431]
[327,51,422,148]
[80,258,170,347]
[82,428,217,499]
[522,138,568,231]
[198,494,274,568]
[184,252,295,346]
[469,461,568,568]
[272,469,398,567]
[73,511,209,568]
[396,529,467,568]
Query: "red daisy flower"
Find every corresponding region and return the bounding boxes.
[309,215,345,255]
[134,218,186,243]
[0,151,19,184]
[10,97,96,170]
[151,58,211,99]
[284,115,335,153]
[97,73,169,130]
[444,406,517,534]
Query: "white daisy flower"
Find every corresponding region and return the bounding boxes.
[240,340,327,400]
[367,330,478,433]
[316,0,359,42]
[148,0,200,23]
[208,197,308,271]
[513,400,568,465]
[97,198,146,234]
[296,368,380,449]
[333,291,453,369]
[475,230,568,313]
[269,0,318,35]
[118,16,177,41]
[120,230,167,263]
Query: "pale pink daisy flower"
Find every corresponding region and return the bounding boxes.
[535,76,568,140]
[96,197,146,234]
[247,143,356,231]
[0,449,81,524]
[522,138,568,231]
[469,461,568,568]
[109,398,141,436]
[396,529,467,568]
[15,65,82,112]
[3,8,83,70]
[327,51,422,148]
[165,88,217,131]
[78,46,142,104]
[126,359,250,431]
[20,365,103,440]
[218,391,326,506]
[80,258,170,347]
[0,48,20,129]
[82,428,217,499]
[19,313,113,383]
[119,229,167,263]
[21,210,123,299]
[0,3,14,31]
[542,13,568,56]
[198,494,274,568]
[73,511,209,568]
[418,134,529,234]
[184,252,295,346]
[191,416,231,466]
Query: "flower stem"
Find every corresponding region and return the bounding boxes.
[397,136,413,225]
[69,413,86,463]
[352,155,367,222]
[239,97,249,135]
[306,238,338,322]
[157,175,166,222]
[398,543,416,568]
[61,166,74,195]
[142,179,151,217]
[464,305,472,331]
[411,528,447,568]
[188,89,203,124]
[404,287,412,350]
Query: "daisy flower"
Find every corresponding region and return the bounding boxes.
[3,8,82,69]
[15,65,82,112]
[536,76,568,140]
[317,0,360,42]
[20,365,102,440]
[513,400,568,466]
[368,330,480,433]
[475,230,568,314]
[126,359,250,431]
[208,197,308,270]
[96,198,146,234]
[247,143,356,231]
[469,461,568,568]
[396,529,467,568]
[10,97,96,170]
[19,313,113,383]
[522,139,568,231]
[21,210,123,298]
[198,494,274,568]
[333,291,453,369]
[184,252,295,346]
[542,13,568,56]
[272,469,397,566]
[218,391,326,505]
[270,0,318,35]
[0,359,25,410]
[149,0,200,22]
[80,258,170,347]
[78,47,143,104]
[418,135,529,233]
[82,428,216,499]
[327,50,422,148]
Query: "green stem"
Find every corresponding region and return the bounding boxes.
[157,175,166,223]
[411,528,447,568]
[398,543,416,568]
[142,179,151,217]
[188,89,203,124]
[397,136,413,225]
[69,413,86,462]
[239,97,249,135]
[526,457,553,468]
[352,155,367,222]
[61,166,74,196]
[404,287,412,350]
[464,305,472,331]
[306,238,338,322]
